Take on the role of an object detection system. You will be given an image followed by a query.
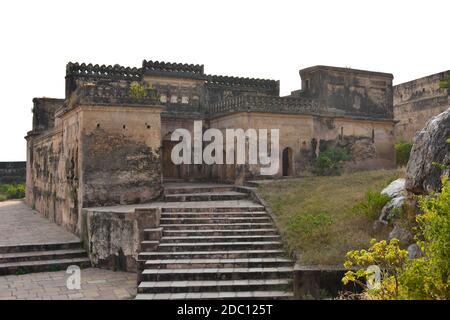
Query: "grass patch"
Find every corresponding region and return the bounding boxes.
[258,169,404,266]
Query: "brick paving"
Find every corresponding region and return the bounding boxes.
[0,200,137,300]
[0,268,136,300]
[0,200,79,246]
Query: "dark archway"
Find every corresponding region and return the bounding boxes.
[282,147,293,176]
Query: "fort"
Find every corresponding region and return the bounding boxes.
[19,59,449,299]
[25,60,399,235]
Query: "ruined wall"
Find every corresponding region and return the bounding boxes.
[298,66,394,119]
[0,162,26,184]
[25,126,79,233]
[32,98,64,132]
[393,71,450,142]
[209,112,395,181]
[79,105,163,208]
[26,102,164,236]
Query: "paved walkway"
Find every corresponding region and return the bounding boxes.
[0,268,136,300]
[0,200,79,247]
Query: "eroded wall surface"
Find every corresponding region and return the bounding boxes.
[394,71,450,142]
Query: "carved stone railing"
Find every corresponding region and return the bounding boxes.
[73,83,160,106]
[209,95,321,116]
[66,62,142,80]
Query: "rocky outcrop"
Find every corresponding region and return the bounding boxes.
[379,178,406,222]
[405,108,450,195]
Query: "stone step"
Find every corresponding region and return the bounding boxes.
[143,257,293,269]
[138,249,285,260]
[160,223,274,230]
[160,211,268,218]
[162,228,278,237]
[138,278,291,294]
[161,206,264,213]
[135,290,293,300]
[140,266,294,282]
[0,257,91,276]
[0,248,87,264]
[160,217,271,224]
[164,186,235,195]
[160,235,280,243]
[164,192,248,202]
[0,241,82,254]
[150,241,283,252]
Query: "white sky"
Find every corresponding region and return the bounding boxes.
[0,0,449,161]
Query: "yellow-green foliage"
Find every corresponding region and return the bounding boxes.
[343,176,450,299]
[342,239,408,299]
[0,183,25,201]
[130,82,148,100]
[400,176,450,299]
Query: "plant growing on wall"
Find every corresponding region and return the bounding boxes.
[130,82,148,100]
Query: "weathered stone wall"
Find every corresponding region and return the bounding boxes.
[32,98,65,132]
[393,71,450,142]
[0,162,26,184]
[79,106,163,207]
[210,112,395,181]
[297,66,394,119]
[26,103,164,236]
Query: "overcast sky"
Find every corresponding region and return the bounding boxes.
[0,0,448,161]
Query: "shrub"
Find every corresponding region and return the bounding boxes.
[342,238,408,299]
[316,147,350,175]
[399,176,450,299]
[352,189,391,219]
[343,176,450,300]
[5,183,25,199]
[395,140,412,167]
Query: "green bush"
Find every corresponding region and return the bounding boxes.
[5,183,25,199]
[395,140,412,167]
[316,147,350,175]
[352,189,391,219]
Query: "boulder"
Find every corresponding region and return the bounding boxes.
[379,178,406,221]
[381,178,406,198]
[389,224,413,247]
[407,243,422,259]
[379,196,405,221]
[405,108,450,195]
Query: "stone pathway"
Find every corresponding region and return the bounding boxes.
[0,200,79,246]
[0,268,136,300]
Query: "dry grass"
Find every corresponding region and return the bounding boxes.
[258,169,404,266]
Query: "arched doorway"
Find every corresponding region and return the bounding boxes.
[282,147,293,176]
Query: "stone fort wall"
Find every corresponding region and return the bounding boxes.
[394,71,450,142]
[0,162,26,184]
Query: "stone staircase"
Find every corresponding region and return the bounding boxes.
[0,241,90,275]
[135,183,294,300]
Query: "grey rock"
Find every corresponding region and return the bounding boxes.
[381,178,406,198]
[389,224,413,246]
[405,108,450,195]
[380,196,405,221]
[407,243,422,259]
